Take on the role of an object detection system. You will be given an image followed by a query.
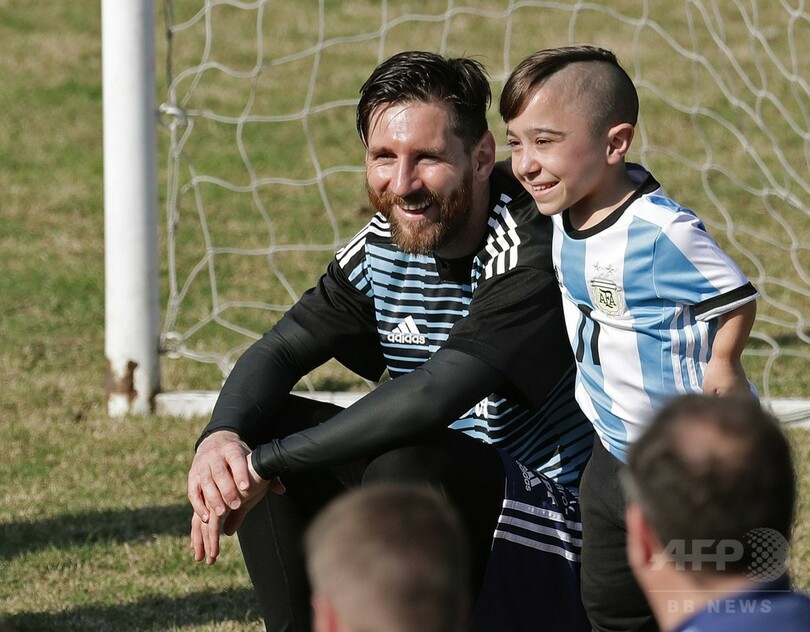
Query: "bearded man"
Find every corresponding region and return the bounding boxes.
[187,51,593,632]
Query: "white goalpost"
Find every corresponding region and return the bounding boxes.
[103,0,810,421]
[102,0,161,415]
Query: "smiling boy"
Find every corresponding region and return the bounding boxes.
[500,46,759,632]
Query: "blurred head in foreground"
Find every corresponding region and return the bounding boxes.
[304,483,471,632]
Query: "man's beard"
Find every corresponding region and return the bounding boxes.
[367,169,474,254]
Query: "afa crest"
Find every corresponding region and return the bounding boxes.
[589,277,625,316]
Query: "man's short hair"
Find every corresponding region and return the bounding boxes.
[304,483,470,632]
[356,50,491,152]
[499,45,638,135]
[625,394,796,575]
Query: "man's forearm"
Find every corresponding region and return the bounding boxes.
[197,316,332,449]
[250,348,504,480]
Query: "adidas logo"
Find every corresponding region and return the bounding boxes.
[518,461,546,492]
[386,316,426,345]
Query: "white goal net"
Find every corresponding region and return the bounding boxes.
[155,0,809,412]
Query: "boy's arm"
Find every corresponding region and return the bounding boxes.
[702,299,757,396]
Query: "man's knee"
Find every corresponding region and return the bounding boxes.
[362,445,436,484]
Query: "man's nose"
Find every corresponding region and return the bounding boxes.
[390,160,422,197]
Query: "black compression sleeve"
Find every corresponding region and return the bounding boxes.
[195,316,333,450]
[250,348,505,480]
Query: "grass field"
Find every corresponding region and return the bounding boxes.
[1,1,808,630]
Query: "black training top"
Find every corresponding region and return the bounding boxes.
[200,160,593,485]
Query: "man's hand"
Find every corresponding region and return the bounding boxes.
[191,508,227,565]
[187,430,252,523]
[190,452,284,565]
[190,500,255,565]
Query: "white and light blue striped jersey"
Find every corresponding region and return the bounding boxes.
[552,164,758,462]
[290,162,593,486]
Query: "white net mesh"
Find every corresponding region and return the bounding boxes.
[158,0,809,400]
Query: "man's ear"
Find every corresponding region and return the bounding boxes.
[606,122,634,165]
[626,502,658,571]
[472,131,497,180]
[311,594,344,632]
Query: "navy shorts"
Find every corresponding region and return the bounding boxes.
[470,450,589,632]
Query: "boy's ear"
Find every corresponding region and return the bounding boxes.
[606,122,634,165]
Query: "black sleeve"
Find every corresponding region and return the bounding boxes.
[443,264,573,409]
[195,316,333,449]
[439,175,575,408]
[250,348,506,480]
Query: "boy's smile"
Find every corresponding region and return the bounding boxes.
[505,75,635,230]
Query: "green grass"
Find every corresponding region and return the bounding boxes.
[1,1,809,630]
